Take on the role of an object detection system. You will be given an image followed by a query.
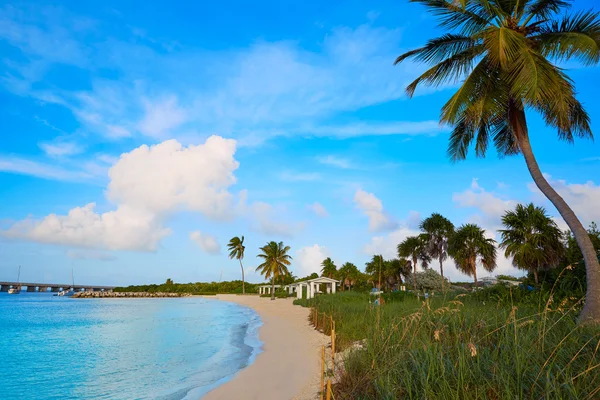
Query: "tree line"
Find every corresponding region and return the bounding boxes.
[317,204,600,296]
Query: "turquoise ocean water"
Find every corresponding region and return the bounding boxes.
[0,293,262,399]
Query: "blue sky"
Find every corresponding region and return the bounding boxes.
[1,0,599,286]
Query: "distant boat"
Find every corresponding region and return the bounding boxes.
[8,265,21,294]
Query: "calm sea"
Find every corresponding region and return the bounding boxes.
[0,293,262,399]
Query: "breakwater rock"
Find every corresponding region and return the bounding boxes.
[72,292,190,298]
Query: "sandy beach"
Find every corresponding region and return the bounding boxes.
[203,295,328,400]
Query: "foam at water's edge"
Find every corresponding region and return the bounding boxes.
[179,301,264,400]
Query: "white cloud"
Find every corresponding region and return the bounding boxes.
[3,136,239,250]
[189,231,221,255]
[5,204,170,251]
[452,179,518,229]
[235,189,304,237]
[67,249,116,261]
[96,154,119,165]
[317,155,352,169]
[39,141,84,158]
[295,244,330,277]
[405,210,421,230]
[279,171,321,182]
[354,189,398,232]
[307,202,329,218]
[528,175,600,226]
[249,202,299,238]
[302,120,444,138]
[0,156,92,181]
[137,96,187,138]
[364,226,420,260]
[107,136,238,219]
[1,5,444,145]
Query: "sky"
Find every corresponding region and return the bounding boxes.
[0,0,599,286]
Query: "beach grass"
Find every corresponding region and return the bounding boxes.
[295,291,600,399]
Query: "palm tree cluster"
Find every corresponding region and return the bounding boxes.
[396,0,600,321]
[229,203,573,298]
[399,206,568,287]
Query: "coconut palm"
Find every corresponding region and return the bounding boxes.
[395,0,600,321]
[320,257,337,279]
[338,262,360,291]
[398,235,432,290]
[449,224,497,285]
[386,258,412,290]
[365,255,384,287]
[256,241,292,300]
[227,236,246,294]
[499,203,564,284]
[420,213,455,284]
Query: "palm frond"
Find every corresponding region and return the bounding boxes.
[536,11,600,65]
[405,45,484,97]
[395,34,477,65]
[525,0,571,22]
[409,0,493,35]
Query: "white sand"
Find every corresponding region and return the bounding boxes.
[203,295,328,400]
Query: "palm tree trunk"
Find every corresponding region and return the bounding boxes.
[271,277,275,301]
[439,256,445,290]
[239,259,245,295]
[514,113,600,323]
[412,256,417,291]
[533,269,539,285]
[473,268,478,286]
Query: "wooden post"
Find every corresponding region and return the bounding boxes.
[320,345,325,400]
[331,328,335,368]
[326,379,332,400]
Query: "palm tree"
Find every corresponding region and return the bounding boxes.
[338,262,360,291]
[449,224,497,285]
[320,257,337,278]
[365,255,384,288]
[256,241,292,300]
[398,235,431,290]
[420,213,455,284]
[499,203,564,284]
[227,236,246,294]
[395,0,600,321]
[386,258,412,290]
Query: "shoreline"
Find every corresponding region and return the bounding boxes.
[203,295,328,400]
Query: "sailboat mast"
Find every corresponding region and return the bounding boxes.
[17,265,21,283]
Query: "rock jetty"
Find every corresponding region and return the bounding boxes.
[72,291,190,298]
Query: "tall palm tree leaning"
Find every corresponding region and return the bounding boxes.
[395,0,600,322]
[420,213,455,285]
[320,257,337,278]
[398,235,431,290]
[449,224,497,285]
[256,241,292,300]
[227,236,246,294]
[499,203,564,284]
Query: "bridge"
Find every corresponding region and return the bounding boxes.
[0,281,115,293]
